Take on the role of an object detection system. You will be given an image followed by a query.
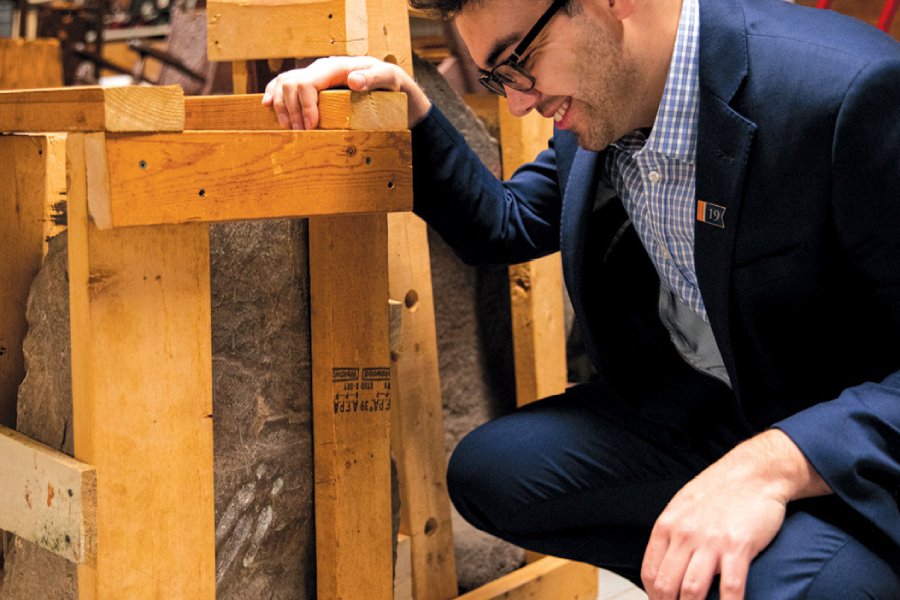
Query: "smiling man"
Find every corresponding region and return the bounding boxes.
[263,0,900,597]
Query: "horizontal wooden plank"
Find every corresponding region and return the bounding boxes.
[456,557,598,600]
[87,130,412,228]
[184,90,407,131]
[0,85,184,133]
[0,425,96,563]
[207,0,367,61]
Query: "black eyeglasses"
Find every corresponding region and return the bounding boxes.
[478,0,568,97]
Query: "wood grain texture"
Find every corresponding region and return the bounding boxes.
[207,0,368,61]
[0,86,184,132]
[498,99,567,408]
[456,556,599,600]
[309,213,394,600]
[184,91,407,131]
[0,425,96,563]
[67,133,215,599]
[388,212,458,600]
[87,130,411,228]
[0,135,65,429]
[0,38,63,90]
[365,0,413,75]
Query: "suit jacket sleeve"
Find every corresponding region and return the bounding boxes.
[411,104,563,265]
[774,57,900,549]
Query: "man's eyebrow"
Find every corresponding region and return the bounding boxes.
[484,32,523,69]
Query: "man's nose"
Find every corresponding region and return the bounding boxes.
[505,87,541,117]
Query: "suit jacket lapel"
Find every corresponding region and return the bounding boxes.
[696,0,757,390]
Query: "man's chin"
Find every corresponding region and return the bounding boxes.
[575,133,611,152]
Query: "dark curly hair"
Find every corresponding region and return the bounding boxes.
[408,0,476,19]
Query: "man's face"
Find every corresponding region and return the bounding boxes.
[456,0,642,151]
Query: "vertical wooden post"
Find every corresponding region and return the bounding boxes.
[309,213,394,600]
[0,134,66,429]
[67,133,215,599]
[498,100,567,407]
[368,0,461,598]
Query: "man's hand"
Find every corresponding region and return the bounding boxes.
[261,56,432,130]
[641,429,832,600]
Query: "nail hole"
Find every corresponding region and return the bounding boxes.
[65,534,71,544]
[67,489,73,497]
[404,289,418,311]
[327,12,333,18]
[387,181,394,189]
[38,149,43,156]
[424,517,438,536]
[198,189,206,198]
[364,156,373,166]
[139,160,147,169]
[346,146,356,156]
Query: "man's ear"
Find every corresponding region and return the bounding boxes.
[609,0,635,21]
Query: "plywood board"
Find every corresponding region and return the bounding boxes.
[85,130,411,228]
[67,133,215,599]
[207,0,368,61]
[0,425,96,563]
[0,86,184,133]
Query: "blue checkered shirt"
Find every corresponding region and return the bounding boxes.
[603,0,706,319]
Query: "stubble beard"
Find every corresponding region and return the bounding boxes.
[570,30,641,152]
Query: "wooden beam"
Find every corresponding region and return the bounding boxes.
[0,38,63,90]
[307,48,412,599]
[207,0,368,61]
[498,99,567,408]
[0,86,184,133]
[184,91,407,131]
[0,134,67,430]
[365,0,414,76]
[388,211,459,600]
[67,133,215,599]
[0,425,96,563]
[83,130,411,229]
[309,213,394,600]
[455,556,599,600]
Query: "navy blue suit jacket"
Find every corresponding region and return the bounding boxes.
[412,0,900,551]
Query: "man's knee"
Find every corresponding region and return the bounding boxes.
[446,423,519,535]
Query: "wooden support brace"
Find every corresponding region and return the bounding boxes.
[0,134,66,429]
[207,0,368,61]
[184,91,407,131]
[0,425,96,563]
[361,0,461,596]
[309,213,394,600]
[0,86,184,133]
[497,99,567,407]
[307,63,407,600]
[455,557,598,600]
[67,133,215,599]
[83,129,411,229]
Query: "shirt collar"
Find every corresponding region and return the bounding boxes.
[611,0,700,163]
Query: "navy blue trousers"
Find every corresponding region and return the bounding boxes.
[447,383,900,598]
